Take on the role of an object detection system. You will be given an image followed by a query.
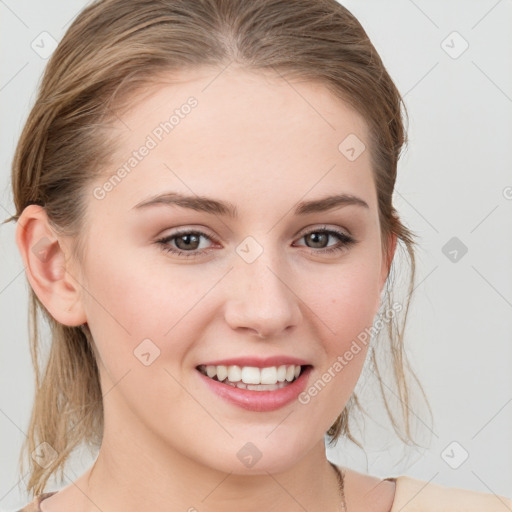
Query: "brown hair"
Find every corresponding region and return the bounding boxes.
[7,0,432,496]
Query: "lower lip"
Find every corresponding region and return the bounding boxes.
[196,366,312,412]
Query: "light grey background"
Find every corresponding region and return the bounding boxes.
[1,0,511,509]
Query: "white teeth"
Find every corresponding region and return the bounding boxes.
[227,365,242,382]
[260,367,277,385]
[216,365,228,381]
[241,366,260,384]
[199,364,303,387]
[224,381,289,391]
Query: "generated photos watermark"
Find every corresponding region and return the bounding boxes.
[93,96,198,200]
[298,301,402,404]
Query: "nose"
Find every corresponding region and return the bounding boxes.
[223,252,302,339]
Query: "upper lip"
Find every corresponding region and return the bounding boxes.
[197,356,311,368]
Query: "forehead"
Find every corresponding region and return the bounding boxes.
[98,67,375,211]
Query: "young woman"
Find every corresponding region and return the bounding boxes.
[8,0,511,510]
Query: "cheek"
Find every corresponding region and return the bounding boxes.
[79,244,220,371]
[299,258,382,343]
[294,262,379,425]
[82,242,194,332]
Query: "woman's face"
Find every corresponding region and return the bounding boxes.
[74,67,392,474]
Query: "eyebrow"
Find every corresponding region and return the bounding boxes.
[132,192,369,217]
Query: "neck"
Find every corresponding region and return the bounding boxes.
[82,422,343,512]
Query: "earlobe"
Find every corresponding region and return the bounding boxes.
[15,205,87,326]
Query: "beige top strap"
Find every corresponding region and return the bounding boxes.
[388,475,512,512]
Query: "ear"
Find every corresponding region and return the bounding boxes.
[380,231,398,291]
[375,231,398,314]
[15,205,87,326]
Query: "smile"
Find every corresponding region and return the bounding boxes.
[197,364,303,391]
[195,360,313,412]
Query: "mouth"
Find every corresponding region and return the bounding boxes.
[196,364,310,391]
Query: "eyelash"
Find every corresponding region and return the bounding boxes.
[155,227,356,259]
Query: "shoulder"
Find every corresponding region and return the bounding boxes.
[339,466,397,512]
[337,465,512,512]
[16,491,58,512]
[389,474,512,512]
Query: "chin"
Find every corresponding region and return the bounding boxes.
[195,429,318,476]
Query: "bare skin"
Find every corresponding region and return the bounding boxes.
[18,66,397,512]
[39,463,395,512]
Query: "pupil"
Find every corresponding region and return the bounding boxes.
[176,234,200,250]
[307,232,327,248]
